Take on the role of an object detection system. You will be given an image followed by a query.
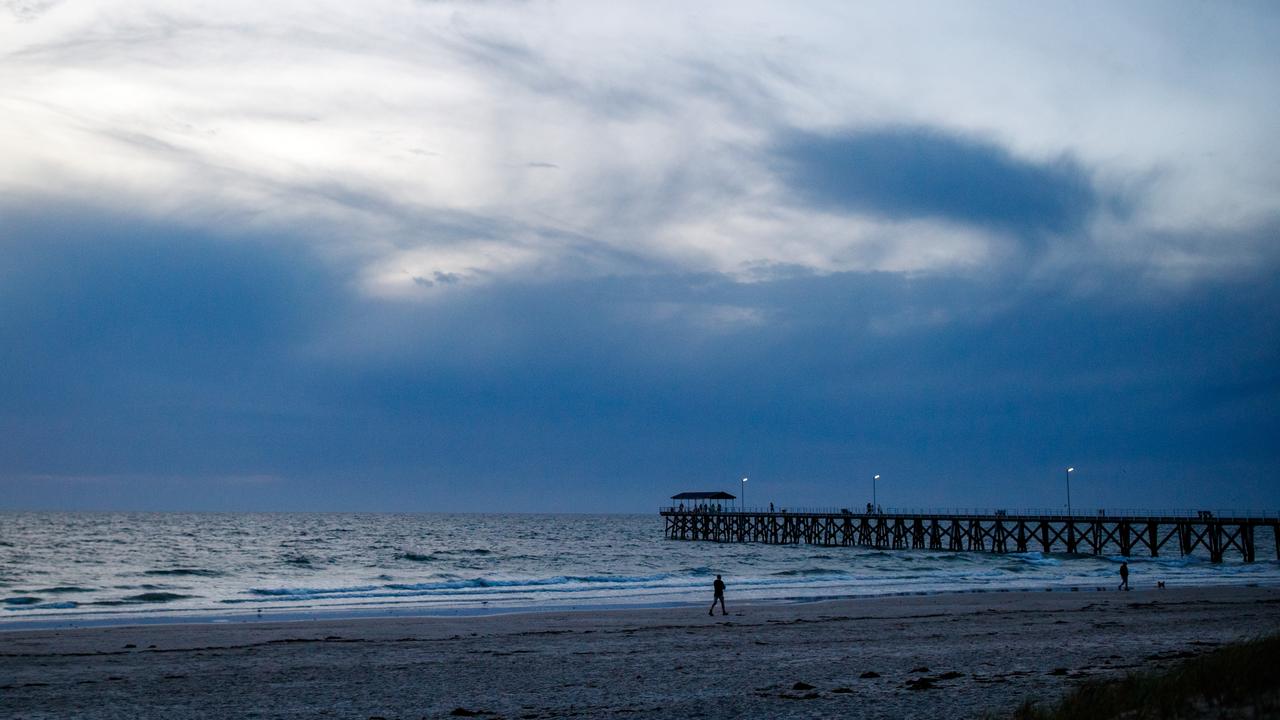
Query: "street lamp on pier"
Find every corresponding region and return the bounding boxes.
[1066,467,1074,517]
[741,477,748,511]
[873,474,880,510]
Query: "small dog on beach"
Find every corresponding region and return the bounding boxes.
[1157,581,1166,589]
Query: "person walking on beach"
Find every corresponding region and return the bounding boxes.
[1119,562,1130,591]
[709,575,727,616]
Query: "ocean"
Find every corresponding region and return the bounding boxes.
[2,512,1277,628]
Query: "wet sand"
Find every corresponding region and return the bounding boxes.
[3,586,1279,719]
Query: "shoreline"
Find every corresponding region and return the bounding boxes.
[5,578,1278,632]
[4,586,1280,719]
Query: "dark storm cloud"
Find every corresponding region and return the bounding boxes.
[308,263,1280,511]
[1,203,1278,511]
[0,204,338,478]
[774,127,1101,236]
[0,206,332,364]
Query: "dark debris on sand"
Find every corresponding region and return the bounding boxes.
[906,678,937,691]
[906,670,965,691]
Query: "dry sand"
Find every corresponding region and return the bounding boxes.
[3,586,1279,719]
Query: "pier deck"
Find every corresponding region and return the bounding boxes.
[660,508,1280,562]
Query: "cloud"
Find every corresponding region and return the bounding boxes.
[2,1,1277,289]
[2,3,1279,510]
[0,204,338,466]
[774,126,1099,237]
[1,203,1278,510]
[1,0,61,22]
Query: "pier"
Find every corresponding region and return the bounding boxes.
[661,497,1280,563]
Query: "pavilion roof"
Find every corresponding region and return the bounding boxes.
[670,491,736,500]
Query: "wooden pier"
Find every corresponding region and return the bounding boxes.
[660,507,1280,563]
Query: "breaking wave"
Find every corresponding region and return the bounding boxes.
[145,568,225,577]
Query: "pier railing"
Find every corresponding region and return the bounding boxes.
[659,507,1280,562]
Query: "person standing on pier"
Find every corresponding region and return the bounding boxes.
[1119,562,1130,591]
[710,575,727,616]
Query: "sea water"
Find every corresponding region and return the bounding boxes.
[2,512,1277,627]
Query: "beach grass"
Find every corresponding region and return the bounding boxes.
[1010,632,1280,719]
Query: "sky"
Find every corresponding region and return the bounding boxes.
[1,1,1278,512]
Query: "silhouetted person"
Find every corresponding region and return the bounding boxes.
[709,575,726,616]
[769,502,775,513]
[1119,562,1130,591]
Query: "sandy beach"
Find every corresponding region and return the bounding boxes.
[2,586,1278,719]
